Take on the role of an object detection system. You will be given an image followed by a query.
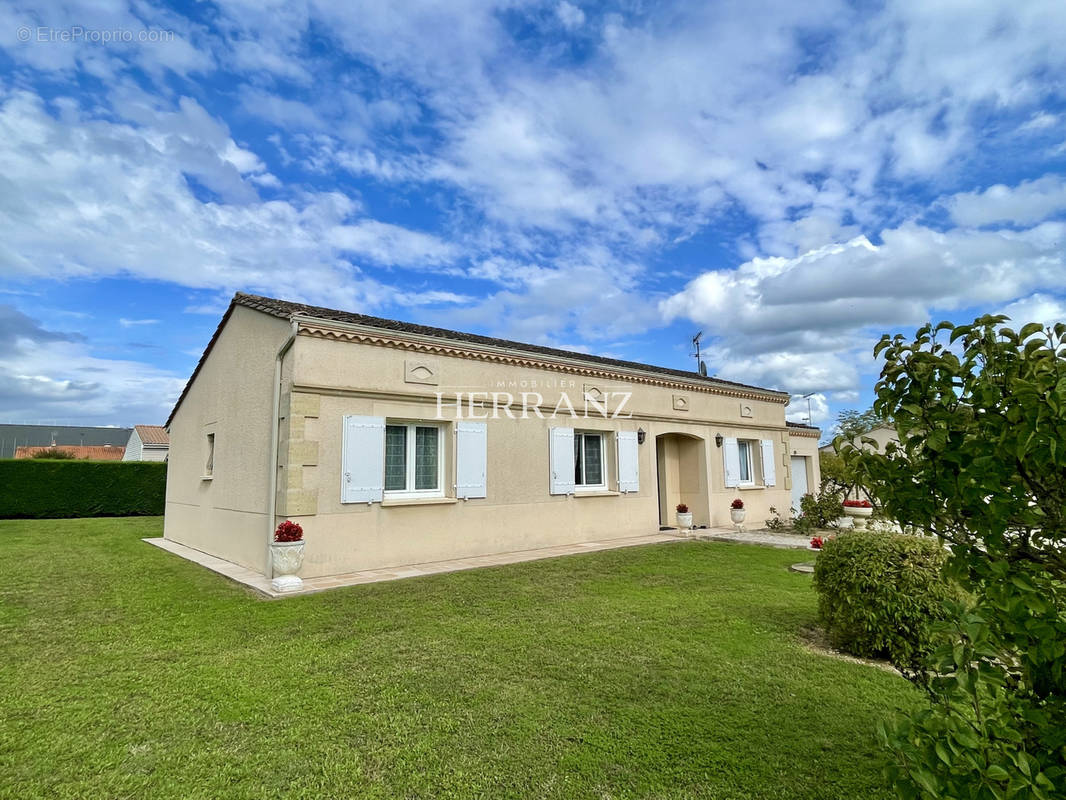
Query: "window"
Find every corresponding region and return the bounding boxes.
[204,433,215,477]
[737,440,752,484]
[574,431,606,489]
[384,423,443,497]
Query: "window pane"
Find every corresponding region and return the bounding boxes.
[738,441,751,482]
[414,426,439,490]
[574,434,583,485]
[583,434,603,485]
[385,425,407,490]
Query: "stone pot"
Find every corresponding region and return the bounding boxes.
[271,539,305,593]
[730,508,746,530]
[843,506,873,530]
[676,511,694,529]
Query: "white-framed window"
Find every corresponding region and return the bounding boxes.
[204,432,215,477]
[574,431,606,490]
[724,437,777,488]
[736,439,753,485]
[383,422,444,498]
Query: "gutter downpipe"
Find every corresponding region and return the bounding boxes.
[267,319,300,577]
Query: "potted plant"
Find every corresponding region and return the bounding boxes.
[271,520,305,592]
[730,497,746,529]
[842,499,873,529]
[676,503,693,530]
[810,536,825,550]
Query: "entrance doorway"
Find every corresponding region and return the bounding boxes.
[655,433,709,527]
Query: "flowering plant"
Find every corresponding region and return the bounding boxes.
[731,498,744,510]
[676,503,689,513]
[843,499,873,508]
[810,536,824,549]
[274,520,304,543]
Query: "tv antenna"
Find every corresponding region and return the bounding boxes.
[691,332,708,376]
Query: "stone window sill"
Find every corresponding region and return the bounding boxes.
[199,475,214,481]
[573,490,621,498]
[381,497,459,507]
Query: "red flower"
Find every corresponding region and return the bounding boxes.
[274,520,304,542]
[810,536,824,549]
[731,498,744,510]
[842,499,873,508]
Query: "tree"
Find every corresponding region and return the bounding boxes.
[844,316,1066,799]
[835,406,888,441]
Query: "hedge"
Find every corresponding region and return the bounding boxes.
[812,529,954,670]
[0,460,167,519]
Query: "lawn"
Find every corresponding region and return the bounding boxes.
[0,518,918,799]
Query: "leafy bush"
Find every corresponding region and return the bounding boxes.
[30,449,76,459]
[848,316,1066,799]
[793,487,843,533]
[813,530,953,670]
[0,460,166,518]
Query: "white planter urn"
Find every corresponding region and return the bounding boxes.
[676,512,694,529]
[730,508,746,530]
[843,506,873,530]
[270,540,305,592]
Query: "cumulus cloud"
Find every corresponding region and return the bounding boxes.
[0,89,461,311]
[946,175,1066,227]
[660,220,1066,393]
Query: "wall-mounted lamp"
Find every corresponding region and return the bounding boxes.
[715,433,724,448]
[637,427,646,445]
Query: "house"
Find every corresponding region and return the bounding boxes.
[164,293,821,581]
[0,423,131,459]
[123,425,170,461]
[15,444,125,460]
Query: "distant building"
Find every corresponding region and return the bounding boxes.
[15,445,125,460]
[0,424,132,460]
[123,425,170,462]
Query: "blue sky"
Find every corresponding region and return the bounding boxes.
[1,0,1065,432]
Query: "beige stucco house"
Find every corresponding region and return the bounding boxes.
[164,293,821,580]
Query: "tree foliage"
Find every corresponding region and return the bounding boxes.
[844,316,1066,800]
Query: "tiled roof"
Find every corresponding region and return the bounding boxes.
[167,292,790,426]
[14,445,125,460]
[134,425,169,445]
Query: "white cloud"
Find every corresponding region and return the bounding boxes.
[0,89,463,311]
[660,219,1066,394]
[785,393,830,425]
[998,293,1066,328]
[119,318,160,327]
[556,2,585,30]
[946,175,1066,227]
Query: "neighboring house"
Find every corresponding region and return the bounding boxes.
[123,425,170,461]
[15,445,125,460]
[164,293,821,580]
[0,424,131,460]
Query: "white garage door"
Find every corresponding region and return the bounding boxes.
[791,456,809,512]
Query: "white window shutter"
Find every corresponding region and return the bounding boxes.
[723,437,741,488]
[761,439,776,486]
[455,421,487,499]
[549,427,575,495]
[341,415,385,504]
[616,431,640,493]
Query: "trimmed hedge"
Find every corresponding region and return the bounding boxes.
[0,460,166,519]
[812,530,953,669]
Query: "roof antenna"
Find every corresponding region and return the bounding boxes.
[691,332,707,376]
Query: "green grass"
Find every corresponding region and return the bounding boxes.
[0,518,918,799]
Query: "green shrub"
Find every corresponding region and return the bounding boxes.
[793,486,843,533]
[30,449,76,459]
[813,530,953,670]
[0,460,166,518]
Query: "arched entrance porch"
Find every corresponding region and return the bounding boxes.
[655,432,709,527]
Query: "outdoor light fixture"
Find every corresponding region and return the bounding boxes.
[715,433,724,448]
[637,427,646,445]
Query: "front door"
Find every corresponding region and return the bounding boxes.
[790,456,809,512]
